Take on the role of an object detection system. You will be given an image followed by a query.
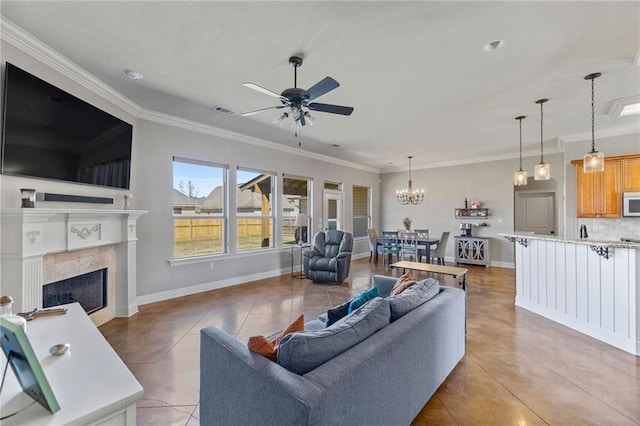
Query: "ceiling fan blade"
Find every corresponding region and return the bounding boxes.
[301,77,340,102]
[242,82,288,102]
[240,105,286,117]
[307,102,354,116]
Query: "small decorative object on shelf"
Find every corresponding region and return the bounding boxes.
[402,217,412,231]
[21,188,36,208]
[470,200,480,209]
[124,193,133,210]
[0,295,27,331]
[455,208,489,218]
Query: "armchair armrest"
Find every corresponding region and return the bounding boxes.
[372,275,397,298]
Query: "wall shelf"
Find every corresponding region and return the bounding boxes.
[454,208,489,219]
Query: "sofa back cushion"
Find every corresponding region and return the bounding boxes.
[277,297,390,375]
[387,278,440,322]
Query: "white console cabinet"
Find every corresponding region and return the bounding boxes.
[455,236,490,267]
[0,303,143,425]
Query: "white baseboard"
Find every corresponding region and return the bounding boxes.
[136,267,290,306]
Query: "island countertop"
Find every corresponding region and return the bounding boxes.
[499,232,640,249]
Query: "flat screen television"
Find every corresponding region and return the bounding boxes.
[1,62,133,189]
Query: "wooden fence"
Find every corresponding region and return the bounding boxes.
[174,218,295,241]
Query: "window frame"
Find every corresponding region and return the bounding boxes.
[282,174,313,246]
[352,185,371,239]
[172,156,228,260]
[236,166,276,251]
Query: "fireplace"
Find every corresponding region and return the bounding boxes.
[43,268,107,314]
[0,208,146,326]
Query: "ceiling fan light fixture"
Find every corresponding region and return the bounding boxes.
[583,72,605,173]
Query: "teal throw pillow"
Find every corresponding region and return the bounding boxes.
[348,286,379,314]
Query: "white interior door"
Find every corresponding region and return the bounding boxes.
[515,191,556,235]
[323,190,343,231]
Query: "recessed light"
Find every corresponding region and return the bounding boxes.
[482,40,506,52]
[122,69,143,80]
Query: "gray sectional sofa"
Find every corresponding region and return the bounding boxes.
[200,275,466,426]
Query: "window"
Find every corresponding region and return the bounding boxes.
[237,168,275,251]
[173,158,227,258]
[324,181,342,191]
[352,185,370,238]
[283,176,312,245]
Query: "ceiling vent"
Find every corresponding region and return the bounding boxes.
[212,105,235,115]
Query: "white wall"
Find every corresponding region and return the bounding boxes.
[132,118,379,300]
[380,152,566,267]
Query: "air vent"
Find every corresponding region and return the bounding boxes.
[212,105,235,115]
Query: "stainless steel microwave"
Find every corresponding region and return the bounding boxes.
[623,192,640,217]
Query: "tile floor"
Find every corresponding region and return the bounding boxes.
[98,258,640,425]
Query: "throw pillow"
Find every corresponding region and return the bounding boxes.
[387,278,440,322]
[326,300,351,326]
[348,286,379,314]
[247,314,304,362]
[390,271,416,296]
[277,297,390,375]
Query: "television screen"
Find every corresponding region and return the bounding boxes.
[1,62,132,189]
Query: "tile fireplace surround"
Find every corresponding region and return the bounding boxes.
[1,209,146,325]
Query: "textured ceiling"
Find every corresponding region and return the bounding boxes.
[2,1,639,171]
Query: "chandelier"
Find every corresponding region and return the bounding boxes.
[396,156,424,205]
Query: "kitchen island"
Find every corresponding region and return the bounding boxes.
[501,233,640,356]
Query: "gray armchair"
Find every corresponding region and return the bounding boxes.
[303,230,353,284]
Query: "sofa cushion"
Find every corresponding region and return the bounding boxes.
[326,300,351,326]
[387,278,440,322]
[348,286,379,313]
[277,297,391,375]
[391,271,416,296]
[247,315,304,361]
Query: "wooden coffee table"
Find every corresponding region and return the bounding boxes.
[390,261,468,291]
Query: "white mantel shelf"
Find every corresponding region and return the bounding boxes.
[1,208,147,318]
[501,233,639,356]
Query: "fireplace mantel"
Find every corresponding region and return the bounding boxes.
[1,208,147,318]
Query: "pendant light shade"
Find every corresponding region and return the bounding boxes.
[583,72,604,173]
[534,98,550,181]
[513,115,528,186]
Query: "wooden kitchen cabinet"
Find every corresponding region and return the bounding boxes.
[622,155,640,192]
[573,159,622,218]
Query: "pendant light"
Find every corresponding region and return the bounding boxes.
[533,98,550,180]
[583,72,604,173]
[513,115,528,186]
[396,156,424,205]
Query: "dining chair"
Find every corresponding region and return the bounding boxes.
[367,229,378,263]
[380,231,400,267]
[430,231,450,265]
[399,231,418,261]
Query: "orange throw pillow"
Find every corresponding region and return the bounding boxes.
[248,315,304,361]
[391,271,416,296]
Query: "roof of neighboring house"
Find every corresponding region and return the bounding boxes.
[173,189,202,207]
[200,187,299,212]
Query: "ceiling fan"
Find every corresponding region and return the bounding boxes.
[240,56,354,128]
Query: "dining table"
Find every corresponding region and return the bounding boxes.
[374,235,440,265]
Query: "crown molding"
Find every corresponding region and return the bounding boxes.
[607,94,640,117]
[1,16,143,116]
[138,109,380,174]
[382,139,565,173]
[561,126,640,144]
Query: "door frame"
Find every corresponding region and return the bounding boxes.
[323,190,343,231]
